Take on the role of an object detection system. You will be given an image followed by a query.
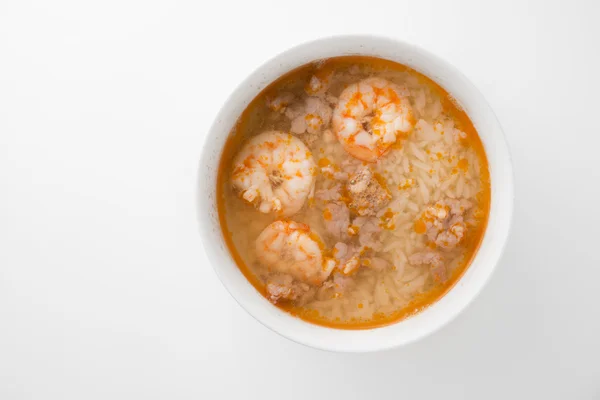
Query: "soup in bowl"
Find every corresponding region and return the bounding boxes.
[197,36,513,352]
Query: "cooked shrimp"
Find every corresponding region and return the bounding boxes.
[256,220,335,285]
[231,131,316,216]
[332,77,415,162]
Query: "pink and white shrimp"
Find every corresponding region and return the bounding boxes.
[332,77,415,162]
[255,220,335,285]
[231,131,316,216]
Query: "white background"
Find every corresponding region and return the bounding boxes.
[1,0,599,398]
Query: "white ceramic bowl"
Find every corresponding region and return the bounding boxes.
[197,35,513,352]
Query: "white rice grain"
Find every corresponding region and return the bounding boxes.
[403,157,410,174]
[456,175,465,197]
[417,177,430,204]
[412,159,431,171]
[409,142,427,162]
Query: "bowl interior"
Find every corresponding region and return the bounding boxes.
[197,35,513,352]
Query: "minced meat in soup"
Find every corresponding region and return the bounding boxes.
[217,56,490,329]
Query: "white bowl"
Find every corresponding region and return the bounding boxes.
[197,35,514,352]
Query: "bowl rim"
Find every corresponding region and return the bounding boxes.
[197,34,515,352]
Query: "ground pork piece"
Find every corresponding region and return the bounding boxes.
[265,274,310,304]
[435,215,467,249]
[446,198,473,215]
[266,92,295,113]
[353,216,383,251]
[328,273,355,291]
[301,132,319,149]
[347,167,391,216]
[305,70,333,96]
[419,199,472,249]
[338,158,362,180]
[408,251,447,282]
[323,202,350,239]
[289,97,332,135]
[290,113,306,134]
[332,243,390,275]
[409,251,443,267]
[333,241,349,259]
[315,185,341,202]
[305,97,332,128]
[333,273,353,288]
[332,242,361,275]
[320,165,349,183]
[320,165,336,176]
[284,102,305,120]
[333,171,349,181]
[265,275,297,303]
[325,95,338,105]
